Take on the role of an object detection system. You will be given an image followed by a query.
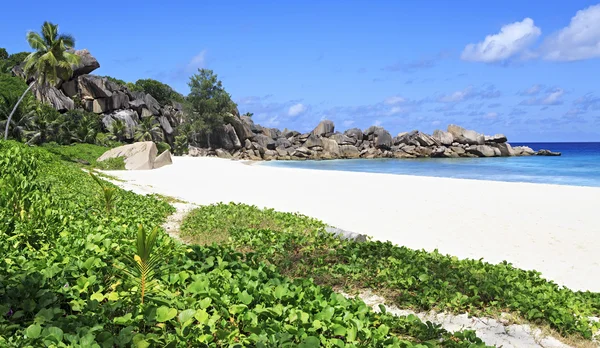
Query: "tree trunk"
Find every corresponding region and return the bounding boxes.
[4,82,34,140]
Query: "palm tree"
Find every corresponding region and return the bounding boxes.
[28,104,67,144]
[4,21,80,140]
[135,117,163,142]
[0,93,36,142]
[110,119,126,142]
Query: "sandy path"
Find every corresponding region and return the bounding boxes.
[105,156,600,292]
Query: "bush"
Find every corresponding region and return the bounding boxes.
[134,79,183,105]
[181,203,600,340]
[156,141,171,154]
[0,74,30,97]
[0,142,488,347]
[96,156,125,170]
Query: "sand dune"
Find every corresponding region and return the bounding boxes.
[105,156,600,292]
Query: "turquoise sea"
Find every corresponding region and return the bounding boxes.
[265,143,600,187]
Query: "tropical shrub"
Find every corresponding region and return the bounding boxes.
[156,141,171,154]
[134,79,183,105]
[181,203,600,340]
[0,141,487,347]
[172,134,188,156]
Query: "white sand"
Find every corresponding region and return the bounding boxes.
[105,156,600,292]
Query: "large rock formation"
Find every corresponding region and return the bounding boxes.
[185,120,559,161]
[98,142,159,170]
[16,49,180,147]
[32,85,74,112]
[448,124,485,145]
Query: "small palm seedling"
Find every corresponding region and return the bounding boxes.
[131,224,160,304]
[89,171,117,215]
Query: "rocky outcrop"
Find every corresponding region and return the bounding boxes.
[432,130,454,146]
[15,49,180,147]
[153,150,173,169]
[312,120,335,137]
[71,49,100,78]
[466,145,497,157]
[513,146,535,156]
[102,109,139,140]
[32,85,74,112]
[98,141,164,170]
[448,124,485,145]
[537,149,561,156]
[185,120,559,161]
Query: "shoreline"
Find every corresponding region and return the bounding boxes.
[250,156,599,189]
[105,156,600,292]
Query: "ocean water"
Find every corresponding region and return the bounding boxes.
[264,143,600,187]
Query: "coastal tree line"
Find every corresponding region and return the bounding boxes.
[0,21,242,152]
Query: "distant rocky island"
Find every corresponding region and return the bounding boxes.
[187,119,561,161]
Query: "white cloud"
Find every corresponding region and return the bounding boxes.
[374,120,382,126]
[288,103,307,117]
[485,112,499,119]
[520,88,565,105]
[386,106,407,115]
[543,89,564,104]
[461,18,541,62]
[187,50,207,71]
[541,4,600,61]
[438,87,474,103]
[384,95,406,105]
[520,84,542,96]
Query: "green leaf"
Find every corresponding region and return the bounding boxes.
[316,306,335,321]
[274,285,287,299]
[238,290,253,305]
[25,324,41,339]
[90,292,104,302]
[298,336,320,348]
[113,313,133,325]
[194,309,209,324]
[199,297,212,309]
[418,274,430,282]
[45,327,64,342]
[178,309,196,325]
[331,324,346,336]
[156,306,177,322]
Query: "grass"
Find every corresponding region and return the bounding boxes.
[41,142,125,170]
[180,202,325,245]
[180,202,600,343]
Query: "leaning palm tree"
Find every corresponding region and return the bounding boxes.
[135,117,163,142]
[4,21,80,140]
[0,93,36,142]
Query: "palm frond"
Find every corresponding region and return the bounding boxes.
[58,34,76,48]
[41,21,58,44]
[26,32,47,52]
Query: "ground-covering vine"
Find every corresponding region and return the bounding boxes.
[0,141,488,347]
[181,202,600,341]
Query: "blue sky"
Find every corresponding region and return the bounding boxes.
[2,1,600,141]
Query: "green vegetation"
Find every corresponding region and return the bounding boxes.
[5,21,80,140]
[181,203,600,341]
[2,23,241,153]
[0,141,488,346]
[134,78,184,105]
[41,142,124,169]
[0,50,29,74]
[181,69,238,139]
[135,117,163,142]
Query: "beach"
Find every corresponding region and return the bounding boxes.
[106,156,600,292]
